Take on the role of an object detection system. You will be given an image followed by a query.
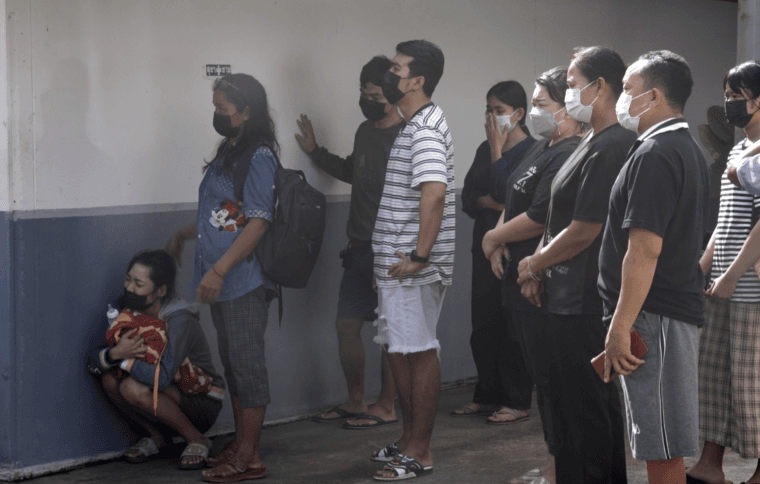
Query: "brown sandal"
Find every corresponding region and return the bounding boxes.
[201,460,266,482]
[207,441,240,467]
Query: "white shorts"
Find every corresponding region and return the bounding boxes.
[373,281,447,354]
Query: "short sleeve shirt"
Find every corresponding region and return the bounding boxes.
[372,104,455,287]
[711,139,760,303]
[598,118,710,326]
[543,124,637,315]
[503,136,581,287]
[192,145,278,301]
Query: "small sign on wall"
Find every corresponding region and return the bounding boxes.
[206,64,232,77]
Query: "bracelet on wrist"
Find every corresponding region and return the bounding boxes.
[527,256,543,282]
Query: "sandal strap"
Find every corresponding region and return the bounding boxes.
[383,454,423,476]
[491,407,524,420]
[127,437,159,457]
[181,442,209,458]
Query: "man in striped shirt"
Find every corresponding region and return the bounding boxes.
[370,40,455,481]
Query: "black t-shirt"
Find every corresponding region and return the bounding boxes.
[310,120,404,243]
[598,118,710,327]
[461,138,536,253]
[543,124,637,315]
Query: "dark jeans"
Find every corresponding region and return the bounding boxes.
[548,313,628,484]
[512,307,555,455]
[469,248,533,410]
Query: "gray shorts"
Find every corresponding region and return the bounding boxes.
[619,310,700,460]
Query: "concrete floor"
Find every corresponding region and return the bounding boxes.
[24,383,760,484]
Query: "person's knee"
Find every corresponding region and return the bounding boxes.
[335,318,363,338]
[119,377,152,409]
[102,373,119,394]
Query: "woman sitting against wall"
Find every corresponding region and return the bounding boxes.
[87,249,225,470]
[455,80,536,424]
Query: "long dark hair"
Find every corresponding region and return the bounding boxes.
[486,80,528,128]
[126,249,176,304]
[203,73,280,175]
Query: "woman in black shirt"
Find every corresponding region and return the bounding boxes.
[481,66,582,476]
[516,47,636,484]
[455,81,536,423]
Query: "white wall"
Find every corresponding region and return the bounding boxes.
[5,0,737,212]
[1,0,8,213]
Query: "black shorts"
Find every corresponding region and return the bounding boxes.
[177,390,223,434]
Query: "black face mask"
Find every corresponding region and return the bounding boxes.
[381,71,408,105]
[359,97,389,122]
[213,112,241,138]
[725,99,756,129]
[118,289,156,312]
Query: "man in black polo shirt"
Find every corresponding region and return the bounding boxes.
[598,50,709,484]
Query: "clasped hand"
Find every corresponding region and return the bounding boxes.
[110,328,146,361]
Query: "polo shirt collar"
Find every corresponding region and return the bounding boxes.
[638,117,689,142]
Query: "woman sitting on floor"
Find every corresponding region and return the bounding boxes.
[87,249,225,470]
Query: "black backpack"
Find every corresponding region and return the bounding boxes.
[232,143,326,316]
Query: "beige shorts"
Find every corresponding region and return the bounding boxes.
[373,281,447,354]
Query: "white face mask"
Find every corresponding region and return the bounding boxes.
[530,106,566,138]
[486,112,517,134]
[565,80,598,123]
[616,90,653,133]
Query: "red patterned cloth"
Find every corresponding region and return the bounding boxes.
[105,309,167,364]
[175,358,213,394]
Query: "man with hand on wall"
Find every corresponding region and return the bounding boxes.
[598,51,709,484]
[370,39,454,481]
[295,56,404,429]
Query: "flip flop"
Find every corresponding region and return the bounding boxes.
[179,441,210,470]
[373,454,433,481]
[123,437,161,464]
[343,413,399,430]
[686,476,733,484]
[202,462,267,482]
[312,405,362,423]
[486,407,530,425]
[450,403,495,417]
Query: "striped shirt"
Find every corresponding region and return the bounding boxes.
[372,103,455,287]
[712,139,760,303]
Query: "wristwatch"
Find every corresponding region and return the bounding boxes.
[409,250,429,263]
